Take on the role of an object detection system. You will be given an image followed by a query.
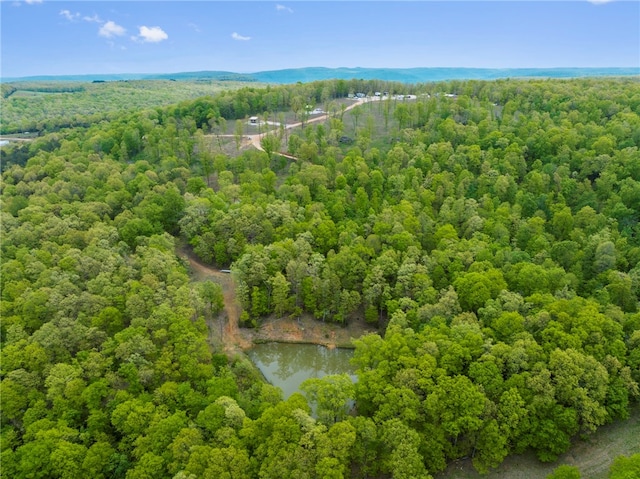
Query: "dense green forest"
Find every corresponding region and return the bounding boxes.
[1,77,639,478]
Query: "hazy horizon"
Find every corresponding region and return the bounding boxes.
[3,66,639,84]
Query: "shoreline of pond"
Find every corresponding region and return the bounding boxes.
[247,313,374,351]
[251,337,357,349]
[247,342,357,399]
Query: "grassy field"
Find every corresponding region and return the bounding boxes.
[435,405,640,479]
[0,80,263,133]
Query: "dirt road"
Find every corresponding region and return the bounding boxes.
[177,245,252,353]
[0,137,34,143]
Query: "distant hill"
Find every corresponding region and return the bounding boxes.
[1,71,257,83]
[250,67,640,84]
[4,67,639,84]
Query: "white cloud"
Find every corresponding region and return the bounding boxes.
[231,32,251,41]
[587,0,615,3]
[25,0,43,4]
[59,9,80,21]
[99,21,126,38]
[137,26,168,43]
[276,4,293,14]
[188,22,201,33]
[83,14,102,23]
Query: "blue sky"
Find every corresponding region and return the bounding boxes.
[1,1,639,78]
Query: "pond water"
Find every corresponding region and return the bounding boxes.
[247,342,356,399]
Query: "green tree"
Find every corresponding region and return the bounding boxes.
[380,419,431,479]
[351,106,363,132]
[260,133,281,161]
[547,465,582,479]
[425,375,487,450]
[454,270,506,312]
[82,442,117,479]
[301,374,355,425]
[270,272,291,317]
[608,453,640,479]
[197,281,224,316]
[234,120,244,151]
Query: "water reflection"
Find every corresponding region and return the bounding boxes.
[248,343,356,399]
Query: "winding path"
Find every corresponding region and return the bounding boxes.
[177,246,251,353]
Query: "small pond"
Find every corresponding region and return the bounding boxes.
[247,342,356,399]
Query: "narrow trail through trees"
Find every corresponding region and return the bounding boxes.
[177,245,251,353]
